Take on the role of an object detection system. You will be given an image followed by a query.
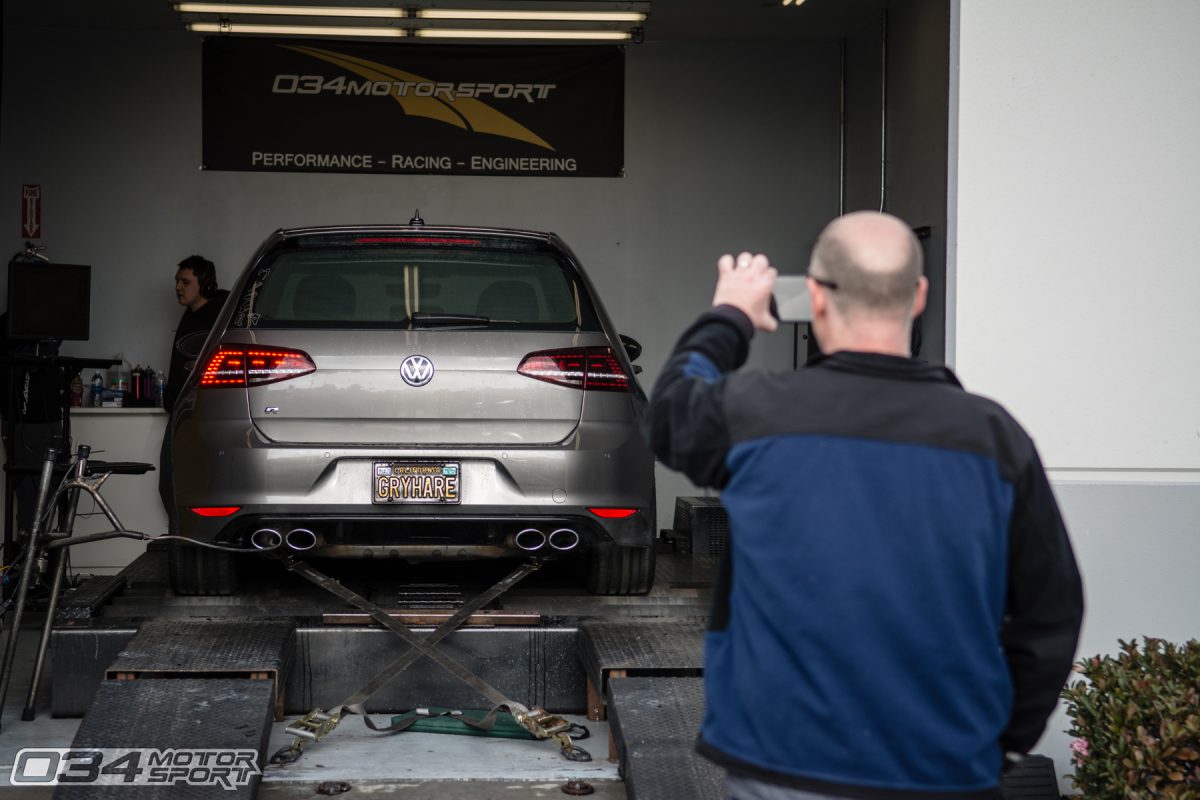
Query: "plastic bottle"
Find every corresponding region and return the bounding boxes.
[111,353,129,395]
[69,375,84,407]
[90,372,104,407]
[131,365,144,404]
[144,366,157,405]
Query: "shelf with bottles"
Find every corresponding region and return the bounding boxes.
[78,353,167,410]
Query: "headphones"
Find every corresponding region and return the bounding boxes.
[178,255,218,299]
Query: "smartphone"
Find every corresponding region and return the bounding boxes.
[772,276,812,323]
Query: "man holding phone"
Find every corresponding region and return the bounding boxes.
[644,211,1083,799]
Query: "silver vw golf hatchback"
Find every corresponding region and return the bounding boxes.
[170,224,656,596]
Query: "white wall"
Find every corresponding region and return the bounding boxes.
[8,3,1195,790]
[952,0,1200,789]
[1,27,842,538]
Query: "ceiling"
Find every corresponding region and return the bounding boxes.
[5,0,888,42]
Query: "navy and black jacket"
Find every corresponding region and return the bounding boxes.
[645,307,1083,799]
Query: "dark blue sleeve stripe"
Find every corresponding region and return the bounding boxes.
[682,352,721,383]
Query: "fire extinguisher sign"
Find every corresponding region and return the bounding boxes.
[22,184,41,239]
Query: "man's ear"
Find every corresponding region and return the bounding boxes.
[912,276,929,318]
[808,277,828,319]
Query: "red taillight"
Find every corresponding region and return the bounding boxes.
[200,346,316,388]
[588,507,639,519]
[190,506,241,517]
[517,347,630,392]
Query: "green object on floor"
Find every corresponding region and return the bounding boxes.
[389,707,535,740]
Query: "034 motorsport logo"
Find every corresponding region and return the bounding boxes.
[11,748,260,790]
[203,39,623,176]
[279,45,556,151]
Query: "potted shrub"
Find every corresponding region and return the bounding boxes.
[1061,637,1200,798]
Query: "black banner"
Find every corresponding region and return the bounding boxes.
[202,38,624,177]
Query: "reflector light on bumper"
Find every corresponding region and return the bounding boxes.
[201,346,316,387]
[587,507,639,519]
[190,506,241,517]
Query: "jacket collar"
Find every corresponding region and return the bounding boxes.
[809,350,962,387]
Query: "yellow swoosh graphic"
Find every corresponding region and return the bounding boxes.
[284,45,555,152]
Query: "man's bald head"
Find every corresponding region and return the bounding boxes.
[809,211,923,320]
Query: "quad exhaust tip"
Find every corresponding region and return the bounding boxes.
[285,528,319,551]
[547,528,580,551]
[250,528,282,550]
[513,528,547,552]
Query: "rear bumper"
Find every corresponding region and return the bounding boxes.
[191,512,646,559]
[172,418,656,553]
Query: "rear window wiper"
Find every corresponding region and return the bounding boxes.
[409,312,492,329]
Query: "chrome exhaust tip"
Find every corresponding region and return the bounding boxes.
[512,528,547,552]
[250,528,282,550]
[547,528,581,551]
[285,528,319,551]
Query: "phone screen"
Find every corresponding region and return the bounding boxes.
[773,276,812,323]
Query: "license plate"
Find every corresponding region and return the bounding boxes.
[372,461,461,504]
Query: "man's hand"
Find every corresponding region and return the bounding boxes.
[713,252,778,333]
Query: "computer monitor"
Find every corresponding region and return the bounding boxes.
[6,261,92,341]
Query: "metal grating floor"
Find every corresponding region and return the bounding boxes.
[607,676,723,800]
[577,620,705,693]
[105,619,293,677]
[51,678,274,799]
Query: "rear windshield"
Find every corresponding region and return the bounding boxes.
[229,235,601,332]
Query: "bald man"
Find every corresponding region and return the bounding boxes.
[645,212,1083,799]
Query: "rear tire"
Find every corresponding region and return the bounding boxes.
[168,543,238,596]
[586,544,656,595]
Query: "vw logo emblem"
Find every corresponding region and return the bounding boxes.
[400,354,435,387]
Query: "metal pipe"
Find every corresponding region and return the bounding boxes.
[22,550,65,721]
[547,528,580,552]
[285,528,319,551]
[23,445,91,721]
[251,528,282,550]
[0,448,59,732]
[512,528,546,552]
[879,9,888,212]
[839,37,846,217]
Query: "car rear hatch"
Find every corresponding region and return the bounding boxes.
[238,329,604,445]
[213,230,617,447]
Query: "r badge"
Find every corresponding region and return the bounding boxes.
[400,354,434,387]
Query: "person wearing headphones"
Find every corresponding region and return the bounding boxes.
[160,255,229,533]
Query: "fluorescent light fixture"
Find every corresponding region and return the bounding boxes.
[187,21,407,36]
[178,3,647,41]
[175,3,405,17]
[415,9,645,23]
[415,28,632,40]
[186,22,632,40]
[175,3,647,23]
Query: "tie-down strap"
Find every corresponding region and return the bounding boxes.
[271,557,590,764]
